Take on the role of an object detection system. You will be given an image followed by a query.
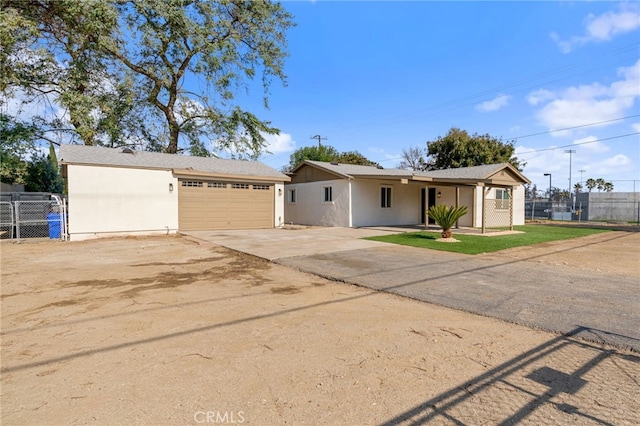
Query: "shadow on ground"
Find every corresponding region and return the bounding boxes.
[381,326,639,425]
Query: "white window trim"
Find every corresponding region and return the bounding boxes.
[380,186,392,209]
[322,186,333,203]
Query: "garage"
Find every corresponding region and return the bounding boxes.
[59,145,289,241]
[178,179,274,231]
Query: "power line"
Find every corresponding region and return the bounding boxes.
[513,114,640,140]
[331,42,639,135]
[516,132,640,156]
[375,131,640,165]
[310,134,327,147]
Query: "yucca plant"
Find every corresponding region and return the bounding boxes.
[427,204,468,239]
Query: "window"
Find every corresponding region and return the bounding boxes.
[253,184,270,190]
[495,188,510,209]
[380,186,392,208]
[181,180,203,187]
[288,189,296,204]
[231,183,249,189]
[323,186,333,203]
[208,182,226,189]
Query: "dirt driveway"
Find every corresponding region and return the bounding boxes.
[1,236,639,425]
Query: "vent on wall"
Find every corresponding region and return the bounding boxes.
[121,147,134,154]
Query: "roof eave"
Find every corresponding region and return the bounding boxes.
[173,168,290,182]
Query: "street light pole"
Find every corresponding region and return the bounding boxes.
[565,149,576,191]
[544,173,552,220]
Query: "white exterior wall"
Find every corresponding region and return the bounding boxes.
[274,182,285,227]
[284,179,350,227]
[512,185,525,225]
[432,186,474,227]
[351,180,421,227]
[67,165,179,241]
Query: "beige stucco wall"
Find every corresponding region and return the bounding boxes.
[473,185,526,228]
[67,165,179,241]
[433,186,474,227]
[274,183,285,227]
[284,179,350,227]
[351,180,422,227]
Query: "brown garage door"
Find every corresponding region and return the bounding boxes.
[178,179,274,231]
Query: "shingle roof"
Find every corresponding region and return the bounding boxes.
[299,161,529,183]
[418,163,513,179]
[303,160,414,178]
[60,145,288,180]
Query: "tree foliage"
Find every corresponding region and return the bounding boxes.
[426,128,524,171]
[398,146,430,171]
[585,177,613,192]
[286,145,378,171]
[2,0,295,157]
[0,114,38,184]
[24,152,64,193]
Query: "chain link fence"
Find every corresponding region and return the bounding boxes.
[526,196,640,223]
[1,195,67,242]
[0,201,14,239]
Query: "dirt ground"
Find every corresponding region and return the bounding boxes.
[1,234,639,425]
[480,230,640,278]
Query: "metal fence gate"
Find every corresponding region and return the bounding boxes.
[1,195,67,242]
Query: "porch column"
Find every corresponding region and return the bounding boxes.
[482,187,490,234]
[424,185,429,228]
[509,187,514,231]
[455,186,460,229]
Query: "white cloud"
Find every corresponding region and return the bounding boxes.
[476,94,511,112]
[526,89,555,106]
[601,153,631,168]
[262,132,296,154]
[572,135,609,153]
[551,4,640,53]
[531,59,640,133]
[632,122,640,132]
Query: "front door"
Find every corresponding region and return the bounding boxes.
[428,188,436,224]
[420,188,425,224]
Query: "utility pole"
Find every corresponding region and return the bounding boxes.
[578,169,586,186]
[565,149,576,193]
[565,149,576,211]
[310,135,327,148]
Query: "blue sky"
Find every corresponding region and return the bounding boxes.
[246,1,640,192]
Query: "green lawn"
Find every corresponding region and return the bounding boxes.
[364,225,611,255]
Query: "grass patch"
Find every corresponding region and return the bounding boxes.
[364,225,611,255]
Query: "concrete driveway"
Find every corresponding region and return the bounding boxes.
[183,226,402,260]
[183,227,640,351]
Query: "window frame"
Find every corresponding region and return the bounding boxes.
[380,186,392,209]
[495,188,510,210]
[322,186,333,203]
[288,188,297,204]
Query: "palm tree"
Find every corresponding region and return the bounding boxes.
[604,182,614,192]
[573,182,583,195]
[427,205,468,239]
[585,178,597,192]
[596,178,606,192]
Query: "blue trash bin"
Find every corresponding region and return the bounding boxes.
[47,213,62,239]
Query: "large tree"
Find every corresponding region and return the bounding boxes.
[398,146,430,171]
[0,114,38,184]
[3,0,295,157]
[286,145,378,172]
[426,127,524,171]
